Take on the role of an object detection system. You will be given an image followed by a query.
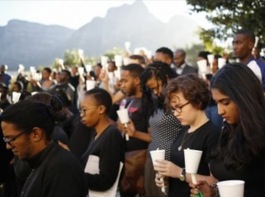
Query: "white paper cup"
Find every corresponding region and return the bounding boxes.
[30,66,36,74]
[207,54,214,64]
[18,64,25,73]
[197,59,208,74]
[58,59,64,66]
[12,92,21,104]
[78,49,84,59]
[184,149,202,174]
[101,56,109,69]
[150,149,165,165]
[217,180,245,197]
[33,73,41,81]
[117,108,130,140]
[150,149,166,193]
[218,58,226,69]
[78,67,84,76]
[114,55,123,67]
[116,108,129,124]
[85,64,92,73]
[86,80,96,91]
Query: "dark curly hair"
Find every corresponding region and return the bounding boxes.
[140,61,177,118]
[165,74,210,112]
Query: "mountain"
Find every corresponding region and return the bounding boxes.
[0,0,200,70]
[0,20,74,69]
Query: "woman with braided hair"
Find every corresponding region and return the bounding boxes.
[140,61,182,197]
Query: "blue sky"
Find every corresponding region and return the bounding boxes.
[0,0,210,29]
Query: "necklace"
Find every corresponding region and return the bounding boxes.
[178,117,209,151]
[178,130,193,151]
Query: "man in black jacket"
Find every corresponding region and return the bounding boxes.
[1,100,88,197]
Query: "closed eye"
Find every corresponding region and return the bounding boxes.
[217,98,230,106]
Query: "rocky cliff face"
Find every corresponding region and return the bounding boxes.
[0,20,74,68]
[0,0,199,69]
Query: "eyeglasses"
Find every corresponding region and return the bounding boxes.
[3,129,28,147]
[79,106,98,115]
[171,101,190,113]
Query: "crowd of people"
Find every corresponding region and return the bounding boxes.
[0,29,265,197]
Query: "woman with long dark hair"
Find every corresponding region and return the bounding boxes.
[140,61,182,197]
[191,63,265,197]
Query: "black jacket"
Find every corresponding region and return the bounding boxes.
[21,142,87,197]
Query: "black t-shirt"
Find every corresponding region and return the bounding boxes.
[168,121,220,197]
[210,147,265,197]
[125,98,149,151]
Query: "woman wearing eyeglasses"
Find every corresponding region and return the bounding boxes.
[153,74,220,197]
[79,88,125,194]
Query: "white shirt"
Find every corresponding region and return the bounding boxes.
[247,60,262,82]
[176,63,186,75]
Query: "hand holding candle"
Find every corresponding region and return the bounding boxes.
[12,92,21,104]
[150,149,166,194]
[184,149,203,197]
[116,108,130,140]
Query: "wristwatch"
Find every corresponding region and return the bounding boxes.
[179,168,186,181]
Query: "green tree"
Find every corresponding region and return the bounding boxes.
[185,43,204,67]
[51,49,97,71]
[63,49,80,67]
[51,47,125,72]
[196,28,225,55]
[187,0,265,43]
[104,47,124,61]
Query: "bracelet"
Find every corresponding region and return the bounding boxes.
[210,184,219,197]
